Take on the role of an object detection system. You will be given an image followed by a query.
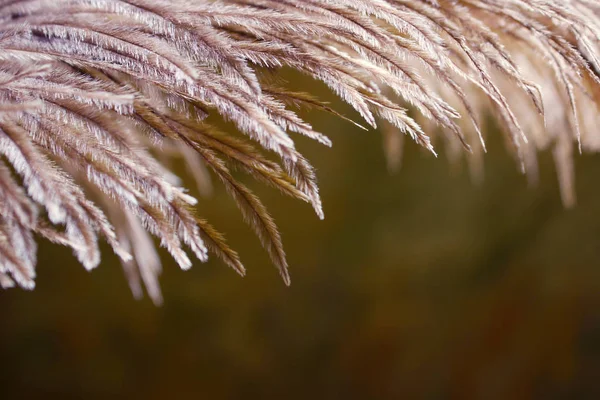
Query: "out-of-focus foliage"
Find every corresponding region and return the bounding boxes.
[2,96,600,398]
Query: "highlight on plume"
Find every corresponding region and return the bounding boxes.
[0,0,599,303]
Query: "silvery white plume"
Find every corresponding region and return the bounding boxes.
[0,0,599,303]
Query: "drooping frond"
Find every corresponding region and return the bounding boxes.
[0,0,599,303]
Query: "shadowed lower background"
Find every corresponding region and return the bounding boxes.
[2,98,600,399]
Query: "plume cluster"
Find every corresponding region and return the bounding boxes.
[0,0,599,303]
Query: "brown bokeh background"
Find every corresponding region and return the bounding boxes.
[2,81,600,399]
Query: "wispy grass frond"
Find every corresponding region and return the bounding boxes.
[0,0,599,303]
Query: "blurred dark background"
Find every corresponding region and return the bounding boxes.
[3,82,600,399]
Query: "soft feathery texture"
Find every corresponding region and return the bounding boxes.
[0,0,599,303]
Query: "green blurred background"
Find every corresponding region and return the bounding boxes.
[3,79,600,399]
